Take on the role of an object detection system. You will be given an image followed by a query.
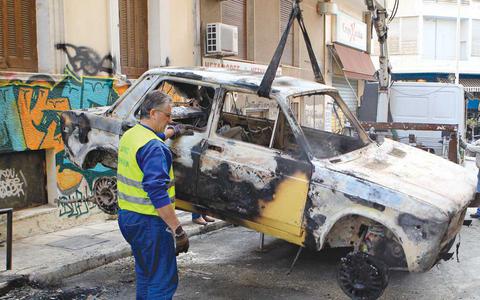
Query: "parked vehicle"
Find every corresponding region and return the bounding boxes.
[61,67,476,299]
[390,82,465,156]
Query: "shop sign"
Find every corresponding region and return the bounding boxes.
[203,58,282,75]
[335,12,367,51]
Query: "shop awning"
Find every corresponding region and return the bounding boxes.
[458,78,480,92]
[439,78,480,92]
[331,43,376,81]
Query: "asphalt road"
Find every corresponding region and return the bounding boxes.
[4,219,480,300]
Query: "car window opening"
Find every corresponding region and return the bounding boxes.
[146,80,216,130]
[160,81,215,128]
[215,91,306,159]
[216,91,278,148]
[291,93,368,159]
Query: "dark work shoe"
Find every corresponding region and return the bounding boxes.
[470,213,480,219]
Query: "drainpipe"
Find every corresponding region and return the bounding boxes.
[194,0,202,66]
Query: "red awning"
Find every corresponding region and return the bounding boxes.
[332,43,376,81]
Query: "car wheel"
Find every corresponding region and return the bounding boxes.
[337,251,389,300]
[92,176,118,215]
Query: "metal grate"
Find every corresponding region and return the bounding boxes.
[206,23,218,53]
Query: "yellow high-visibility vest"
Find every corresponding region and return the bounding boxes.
[117,124,175,216]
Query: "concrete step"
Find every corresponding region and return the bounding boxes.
[0,205,110,241]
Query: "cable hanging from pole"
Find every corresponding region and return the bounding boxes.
[257,0,325,98]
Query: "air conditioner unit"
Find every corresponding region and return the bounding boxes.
[205,23,238,57]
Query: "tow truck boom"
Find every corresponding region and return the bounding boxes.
[365,0,392,122]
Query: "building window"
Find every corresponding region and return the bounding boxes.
[423,17,467,60]
[0,0,38,72]
[221,0,247,60]
[372,17,419,55]
[472,20,480,57]
[399,17,418,54]
[280,0,294,66]
[387,19,400,54]
[119,0,148,78]
[386,17,418,55]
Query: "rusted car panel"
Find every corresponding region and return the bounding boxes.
[61,67,476,278]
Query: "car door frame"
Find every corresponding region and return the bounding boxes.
[194,86,313,243]
[119,75,222,207]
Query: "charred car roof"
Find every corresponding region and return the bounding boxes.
[144,67,339,97]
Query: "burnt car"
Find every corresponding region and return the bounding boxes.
[61,67,476,299]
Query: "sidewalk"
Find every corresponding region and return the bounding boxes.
[0,211,229,293]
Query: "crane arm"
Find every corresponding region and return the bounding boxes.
[366,0,392,122]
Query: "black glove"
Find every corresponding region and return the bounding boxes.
[174,225,189,256]
[169,124,194,139]
[459,138,467,150]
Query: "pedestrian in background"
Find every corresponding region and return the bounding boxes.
[117,90,191,299]
[460,138,480,218]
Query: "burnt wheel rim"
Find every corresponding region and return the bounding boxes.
[93,177,118,215]
[337,252,388,300]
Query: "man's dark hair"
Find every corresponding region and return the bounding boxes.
[138,90,172,119]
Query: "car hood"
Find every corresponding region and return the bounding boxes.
[326,139,476,216]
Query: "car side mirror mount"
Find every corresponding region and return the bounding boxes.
[121,120,135,132]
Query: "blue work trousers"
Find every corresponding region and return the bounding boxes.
[118,209,178,300]
[192,213,204,220]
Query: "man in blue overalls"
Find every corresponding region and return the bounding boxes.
[117,90,190,299]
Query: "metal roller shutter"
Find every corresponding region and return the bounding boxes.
[222,0,246,60]
[332,77,358,115]
[280,0,294,66]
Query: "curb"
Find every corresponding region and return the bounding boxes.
[0,274,27,295]
[0,220,230,294]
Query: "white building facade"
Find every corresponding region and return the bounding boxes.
[372,0,480,91]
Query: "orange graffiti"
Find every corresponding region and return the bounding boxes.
[56,166,83,194]
[17,86,70,152]
[2,71,129,198]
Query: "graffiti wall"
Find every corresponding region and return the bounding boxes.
[0,65,130,217]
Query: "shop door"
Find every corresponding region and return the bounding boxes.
[0,150,47,209]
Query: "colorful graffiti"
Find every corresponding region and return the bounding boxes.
[57,185,98,218]
[0,65,130,217]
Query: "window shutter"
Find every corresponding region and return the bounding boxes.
[280,0,294,66]
[400,17,418,54]
[0,0,37,72]
[0,2,4,68]
[388,19,400,54]
[222,0,246,59]
[472,20,480,56]
[119,0,148,78]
